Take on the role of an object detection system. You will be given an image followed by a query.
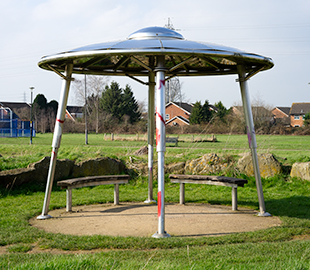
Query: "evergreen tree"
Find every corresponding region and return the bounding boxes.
[32,94,47,131]
[100,81,124,121]
[202,100,213,123]
[32,94,57,133]
[33,94,47,110]
[190,101,204,124]
[47,100,58,115]
[214,101,228,121]
[122,84,141,123]
[100,81,141,123]
[304,112,310,127]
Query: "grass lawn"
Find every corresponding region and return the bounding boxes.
[1,133,310,268]
[1,132,310,170]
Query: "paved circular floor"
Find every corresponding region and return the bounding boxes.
[30,203,281,237]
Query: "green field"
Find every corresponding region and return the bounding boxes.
[1,133,310,171]
[1,133,310,269]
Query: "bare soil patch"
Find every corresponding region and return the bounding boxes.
[30,203,281,237]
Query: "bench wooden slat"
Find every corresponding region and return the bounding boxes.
[169,174,247,187]
[61,179,129,190]
[169,174,247,211]
[166,137,178,146]
[57,175,130,188]
[170,179,238,188]
[57,175,130,211]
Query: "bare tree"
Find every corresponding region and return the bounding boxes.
[34,109,47,133]
[15,107,30,121]
[73,75,110,133]
[137,99,147,114]
[165,77,186,104]
[46,107,56,133]
[251,94,274,132]
[231,94,273,133]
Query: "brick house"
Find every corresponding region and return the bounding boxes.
[289,103,310,127]
[165,102,193,126]
[166,115,190,126]
[271,106,290,126]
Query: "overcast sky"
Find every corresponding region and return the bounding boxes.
[1,0,309,109]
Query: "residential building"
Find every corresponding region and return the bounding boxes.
[289,103,310,127]
[0,102,31,120]
[166,115,190,126]
[231,106,243,116]
[0,102,34,137]
[165,102,193,126]
[232,106,272,119]
[272,107,291,126]
[231,105,273,127]
[65,106,84,121]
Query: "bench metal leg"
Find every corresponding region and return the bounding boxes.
[66,188,72,212]
[180,183,185,204]
[114,184,119,205]
[232,187,237,211]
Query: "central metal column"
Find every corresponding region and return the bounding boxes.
[37,63,73,219]
[237,65,271,217]
[152,56,170,238]
[144,71,156,204]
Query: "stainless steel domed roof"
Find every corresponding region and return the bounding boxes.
[38,26,273,77]
[128,26,184,39]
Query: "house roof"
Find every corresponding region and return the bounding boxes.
[0,102,31,120]
[273,107,290,116]
[166,115,190,125]
[209,104,218,112]
[232,106,271,115]
[251,106,272,116]
[231,106,242,115]
[290,103,310,115]
[66,106,84,114]
[65,106,84,121]
[0,102,30,110]
[166,102,193,114]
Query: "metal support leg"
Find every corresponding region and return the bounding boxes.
[66,188,72,212]
[237,65,271,217]
[152,56,170,238]
[145,71,156,204]
[180,183,185,204]
[37,63,73,220]
[114,184,119,205]
[232,187,237,211]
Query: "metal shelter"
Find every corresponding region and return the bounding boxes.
[37,26,274,238]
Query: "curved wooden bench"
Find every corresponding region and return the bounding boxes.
[166,137,178,146]
[169,174,248,211]
[57,175,130,212]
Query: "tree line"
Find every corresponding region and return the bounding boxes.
[189,100,229,125]
[30,79,142,134]
[73,77,142,134]
[31,94,58,133]
[28,75,310,135]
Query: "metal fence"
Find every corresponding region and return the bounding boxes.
[0,119,36,138]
